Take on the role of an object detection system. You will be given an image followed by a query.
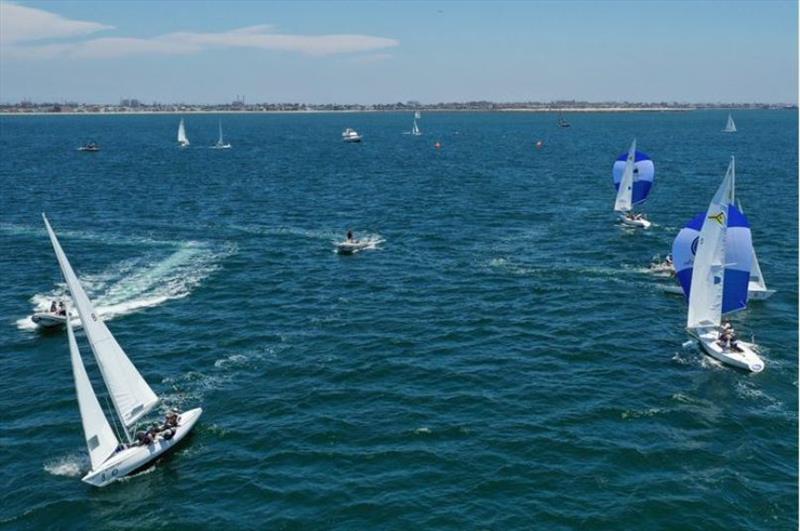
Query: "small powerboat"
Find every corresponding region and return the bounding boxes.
[342,128,362,143]
[648,256,675,276]
[31,311,70,329]
[78,141,100,152]
[336,240,372,254]
[693,327,764,373]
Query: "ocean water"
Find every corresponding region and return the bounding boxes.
[0,110,796,529]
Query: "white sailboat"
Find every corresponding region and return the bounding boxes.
[177,118,190,147]
[736,200,775,300]
[212,120,231,149]
[411,111,422,136]
[43,214,202,486]
[613,139,653,228]
[723,113,737,133]
[675,158,764,372]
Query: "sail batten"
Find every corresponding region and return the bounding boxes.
[43,215,160,429]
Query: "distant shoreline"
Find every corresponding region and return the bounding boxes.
[0,107,739,116]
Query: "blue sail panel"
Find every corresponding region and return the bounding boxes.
[612,151,655,205]
[671,205,752,313]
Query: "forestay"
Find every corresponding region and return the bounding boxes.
[613,139,655,211]
[671,158,752,328]
[43,215,159,428]
[67,314,119,470]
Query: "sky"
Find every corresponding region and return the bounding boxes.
[0,0,797,104]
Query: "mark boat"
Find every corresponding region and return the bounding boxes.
[78,141,100,152]
[342,128,362,143]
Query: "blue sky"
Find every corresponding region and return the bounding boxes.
[1,1,797,104]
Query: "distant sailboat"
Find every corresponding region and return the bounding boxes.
[212,120,231,149]
[723,113,737,133]
[557,112,571,128]
[612,139,655,228]
[177,118,190,147]
[42,214,203,486]
[671,157,764,372]
[411,111,422,136]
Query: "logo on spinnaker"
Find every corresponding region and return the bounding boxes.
[708,212,725,225]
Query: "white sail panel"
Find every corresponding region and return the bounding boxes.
[178,119,189,145]
[67,314,119,470]
[218,121,224,144]
[43,215,159,428]
[724,113,737,133]
[687,158,735,329]
[614,139,636,212]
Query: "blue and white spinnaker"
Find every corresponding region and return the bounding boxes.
[612,141,655,209]
[671,203,753,317]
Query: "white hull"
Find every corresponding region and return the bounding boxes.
[82,408,202,487]
[178,141,190,148]
[31,312,71,329]
[343,136,362,143]
[336,241,371,254]
[619,215,651,229]
[693,329,764,373]
[212,143,231,150]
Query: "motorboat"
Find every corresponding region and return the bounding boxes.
[342,128,362,143]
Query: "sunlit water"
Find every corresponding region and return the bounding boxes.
[0,110,796,528]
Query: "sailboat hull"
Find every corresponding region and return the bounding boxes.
[693,329,764,373]
[211,144,232,150]
[619,214,652,229]
[82,407,203,487]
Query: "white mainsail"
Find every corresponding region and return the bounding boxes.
[178,119,189,146]
[614,139,636,213]
[43,215,159,430]
[217,121,224,145]
[736,200,768,292]
[411,112,421,135]
[687,158,735,329]
[67,313,120,470]
[724,113,737,133]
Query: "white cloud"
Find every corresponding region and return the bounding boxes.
[0,3,399,60]
[0,2,113,45]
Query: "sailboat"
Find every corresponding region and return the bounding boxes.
[557,112,571,128]
[737,200,775,300]
[42,214,202,486]
[411,111,422,136]
[612,139,655,228]
[212,120,231,149]
[723,113,737,133]
[177,118,190,147]
[671,157,764,372]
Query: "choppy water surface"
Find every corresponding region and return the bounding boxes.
[0,111,797,529]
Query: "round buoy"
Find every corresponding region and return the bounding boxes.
[535,140,543,149]
[434,142,441,149]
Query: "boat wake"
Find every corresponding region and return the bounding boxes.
[43,453,88,477]
[18,241,236,330]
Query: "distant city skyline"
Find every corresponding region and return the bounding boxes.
[1,1,797,104]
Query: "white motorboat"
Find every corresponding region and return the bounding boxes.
[336,240,372,254]
[612,139,655,228]
[672,157,764,372]
[31,311,70,329]
[723,113,737,133]
[78,141,100,152]
[43,214,202,487]
[212,120,231,149]
[342,128,362,143]
[177,118,190,147]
